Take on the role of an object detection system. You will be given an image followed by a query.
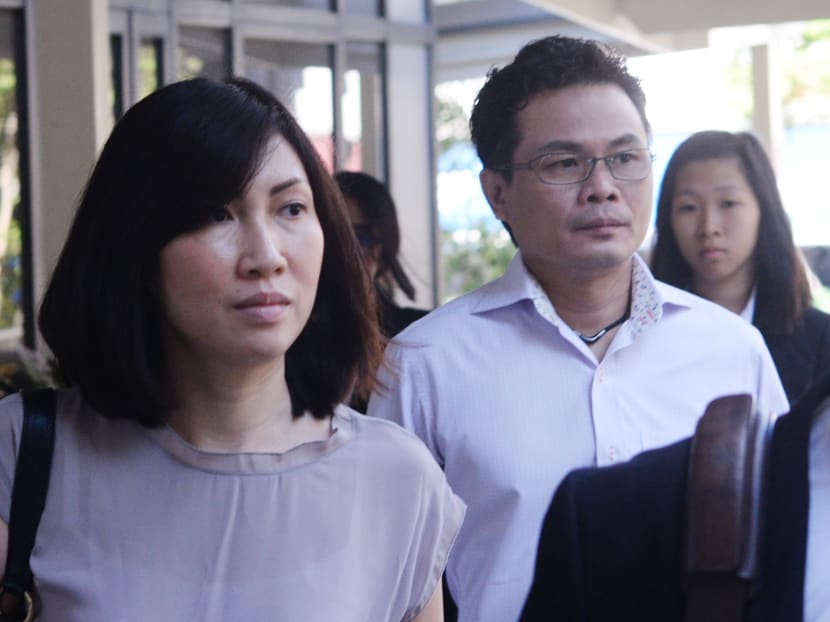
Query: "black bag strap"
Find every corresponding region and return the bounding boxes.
[682,393,773,622]
[0,389,57,621]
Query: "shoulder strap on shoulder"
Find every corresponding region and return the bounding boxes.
[683,393,773,622]
[0,389,57,619]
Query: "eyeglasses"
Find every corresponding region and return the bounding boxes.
[495,148,655,185]
[352,225,378,249]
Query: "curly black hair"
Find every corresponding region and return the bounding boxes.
[470,35,649,175]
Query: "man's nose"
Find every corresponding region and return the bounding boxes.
[581,158,620,203]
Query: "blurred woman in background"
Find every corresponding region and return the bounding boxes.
[335,171,430,412]
[335,171,429,338]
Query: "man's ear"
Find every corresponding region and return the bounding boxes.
[480,168,510,223]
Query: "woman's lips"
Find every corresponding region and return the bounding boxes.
[700,246,726,259]
[234,292,290,322]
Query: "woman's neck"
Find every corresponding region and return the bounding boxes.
[163,357,330,453]
[693,274,755,316]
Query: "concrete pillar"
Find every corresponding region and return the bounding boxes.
[26,0,111,346]
[751,41,783,173]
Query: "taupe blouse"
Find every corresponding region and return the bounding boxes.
[0,389,464,621]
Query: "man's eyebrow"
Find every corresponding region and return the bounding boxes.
[534,134,647,155]
[536,140,583,154]
[608,133,646,149]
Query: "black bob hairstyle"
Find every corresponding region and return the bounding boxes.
[333,170,417,302]
[469,35,650,175]
[38,77,382,424]
[651,130,811,335]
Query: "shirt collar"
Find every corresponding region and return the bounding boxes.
[739,287,757,322]
[470,251,538,314]
[474,251,664,337]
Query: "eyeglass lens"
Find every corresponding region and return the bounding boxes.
[534,150,651,184]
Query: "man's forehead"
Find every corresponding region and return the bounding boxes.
[515,85,649,154]
[534,133,646,154]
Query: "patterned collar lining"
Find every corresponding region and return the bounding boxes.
[528,254,662,337]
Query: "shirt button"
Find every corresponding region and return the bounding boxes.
[597,369,605,382]
[607,446,617,462]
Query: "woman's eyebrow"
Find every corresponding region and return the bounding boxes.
[269,177,304,196]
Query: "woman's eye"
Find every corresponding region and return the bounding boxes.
[209,205,232,222]
[675,203,697,214]
[722,200,738,208]
[281,202,305,217]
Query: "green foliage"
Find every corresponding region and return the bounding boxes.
[719,20,830,126]
[436,81,512,300]
[138,43,161,100]
[783,21,830,125]
[436,96,471,153]
[0,56,20,331]
[0,345,59,398]
[722,48,754,121]
[0,218,21,327]
[441,221,515,301]
[178,51,205,81]
[798,20,830,49]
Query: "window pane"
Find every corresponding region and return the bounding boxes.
[0,11,24,342]
[342,41,385,175]
[139,38,164,100]
[244,40,335,170]
[343,0,382,16]
[178,27,230,81]
[110,34,124,122]
[239,0,334,9]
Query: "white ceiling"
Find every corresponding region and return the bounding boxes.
[434,0,830,81]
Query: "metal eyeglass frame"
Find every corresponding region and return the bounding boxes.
[494,148,656,185]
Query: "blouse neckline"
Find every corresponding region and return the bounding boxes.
[145,406,355,475]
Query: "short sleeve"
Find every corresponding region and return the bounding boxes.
[755,334,790,417]
[368,339,442,466]
[0,392,25,524]
[399,454,465,621]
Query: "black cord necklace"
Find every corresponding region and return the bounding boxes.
[577,308,630,344]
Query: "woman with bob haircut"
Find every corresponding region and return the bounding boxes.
[0,77,464,622]
[651,129,830,402]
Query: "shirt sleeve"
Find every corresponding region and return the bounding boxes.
[755,338,791,418]
[399,454,466,622]
[0,392,24,524]
[367,339,443,467]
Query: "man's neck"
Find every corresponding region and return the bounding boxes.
[530,257,634,343]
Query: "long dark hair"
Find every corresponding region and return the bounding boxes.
[334,171,417,302]
[39,77,382,424]
[651,130,810,335]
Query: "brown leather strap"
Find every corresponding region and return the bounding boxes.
[684,577,747,622]
[683,393,773,622]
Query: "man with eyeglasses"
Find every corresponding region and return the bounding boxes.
[368,35,788,622]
